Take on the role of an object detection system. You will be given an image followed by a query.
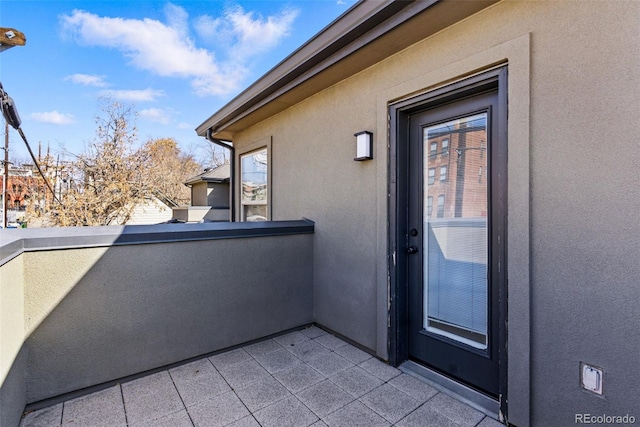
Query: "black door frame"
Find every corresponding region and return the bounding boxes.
[388,66,508,414]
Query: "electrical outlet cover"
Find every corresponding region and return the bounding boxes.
[581,363,603,395]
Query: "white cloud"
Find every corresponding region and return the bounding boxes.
[194,5,299,60]
[140,108,171,124]
[164,3,189,39]
[99,88,165,102]
[60,4,298,97]
[178,122,192,129]
[64,73,108,87]
[30,111,75,125]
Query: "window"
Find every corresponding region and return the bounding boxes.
[428,168,436,185]
[437,195,445,218]
[430,142,437,158]
[240,147,268,221]
[442,138,449,156]
[439,165,447,182]
[427,196,433,217]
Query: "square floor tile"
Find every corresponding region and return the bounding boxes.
[313,334,347,350]
[323,401,390,427]
[334,345,372,364]
[253,395,318,427]
[227,415,261,427]
[274,363,325,393]
[358,358,401,382]
[254,348,302,374]
[244,339,283,358]
[328,366,383,398]
[300,326,327,339]
[122,371,184,426]
[305,352,353,377]
[135,409,193,427]
[274,331,310,347]
[286,340,331,361]
[218,359,271,390]
[209,348,253,372]
[296,380,354,418]
[170,358,230,407]
[423,392,485,426]
[62,385,126,427]
[188,390,250,427]
[20,403,62,427]
[359,383,420,423]
[235,376,290,412]
[395,404,459,427]
[388,374,438,403]
[478,416,505,427]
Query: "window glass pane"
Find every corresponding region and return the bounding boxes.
[241,148,268,221]
[428,168,435,185]
[423,113,488,349]
[243,204,268,222]
[430,142,437,157]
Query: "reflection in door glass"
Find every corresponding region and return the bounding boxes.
[423,113,488,349]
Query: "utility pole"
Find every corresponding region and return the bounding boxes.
[1,27,25,228]
[3,122,8,228]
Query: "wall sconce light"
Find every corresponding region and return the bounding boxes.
[354,131,373,161]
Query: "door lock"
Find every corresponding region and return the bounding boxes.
[407,246,419,254]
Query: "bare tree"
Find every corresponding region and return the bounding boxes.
[140,137,202,206]
[201,139,230,167]
[48,100,150,226]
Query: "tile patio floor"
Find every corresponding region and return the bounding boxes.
[20,326,503,427]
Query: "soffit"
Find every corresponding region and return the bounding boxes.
[197,0,498,141]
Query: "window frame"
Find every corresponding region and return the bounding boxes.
[437,194,445,218]
[430,141,438,157]
[442,138,449,156]
[439,165,448,182]
[236,137,272,222]
[428,168,436,185]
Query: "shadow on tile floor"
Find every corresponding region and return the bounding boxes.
[20,326,504,427]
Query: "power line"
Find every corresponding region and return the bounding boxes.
[1,82,62,207]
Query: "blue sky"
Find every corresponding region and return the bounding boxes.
[1,0,353,164]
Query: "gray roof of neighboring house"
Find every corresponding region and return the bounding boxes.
[184,163,230,186]
[195,0,497,141]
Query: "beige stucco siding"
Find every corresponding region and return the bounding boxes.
[230,1,640,426]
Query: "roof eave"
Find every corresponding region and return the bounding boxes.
[196,0,499,140]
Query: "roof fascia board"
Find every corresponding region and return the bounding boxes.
[196,0,413,136]
[207,0,442,138]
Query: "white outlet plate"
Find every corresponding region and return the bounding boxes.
[581,363,603,395]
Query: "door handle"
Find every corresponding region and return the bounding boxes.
[407,246,419,254]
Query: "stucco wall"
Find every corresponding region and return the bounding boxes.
[0,257,26,427]
[23,233,313,402]
[230,1,640,425]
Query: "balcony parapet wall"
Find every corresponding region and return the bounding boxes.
[1,220,314,266]
[0,220,314,426]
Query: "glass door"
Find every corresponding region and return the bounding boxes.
[406,88,505,396]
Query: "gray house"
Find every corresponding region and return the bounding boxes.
[1,1,638,426]
[172,163,231,222]
[195,1,640,425]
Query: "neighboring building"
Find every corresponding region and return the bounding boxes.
[1,165,46,225]
[196,1,640,426]
[172,164,231,222]
[123,194,179,225]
